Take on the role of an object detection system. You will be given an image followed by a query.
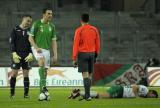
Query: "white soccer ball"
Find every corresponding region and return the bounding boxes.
[39,92,50,101]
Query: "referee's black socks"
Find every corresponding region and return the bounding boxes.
[10,77,16,96]
[24,77,30,96]
[83,78,91,99]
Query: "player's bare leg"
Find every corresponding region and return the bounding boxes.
[98,92,110,98]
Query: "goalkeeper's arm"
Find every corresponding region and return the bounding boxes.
[10,28,22,63]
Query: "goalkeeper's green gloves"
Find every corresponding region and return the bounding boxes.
[25,53,33,62]
[12,52,21,63]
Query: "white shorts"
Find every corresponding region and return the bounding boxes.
[31,47,50,68]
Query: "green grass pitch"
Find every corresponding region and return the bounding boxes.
[0,87,160,108]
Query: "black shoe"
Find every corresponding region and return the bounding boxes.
[68,89,80,99]
[72,89,80,93]
[72,92,80,99]
[42,86,48,93]
[24,94,30,99]
[85,97,92,101]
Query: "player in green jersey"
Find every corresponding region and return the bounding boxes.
[28,7,57,99]
[68,85,158,101]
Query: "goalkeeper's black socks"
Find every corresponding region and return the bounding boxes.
[83,78,91,99]
[24,77,30,96]
[10,77,16,96]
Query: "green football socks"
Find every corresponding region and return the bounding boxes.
[39,66,46,92]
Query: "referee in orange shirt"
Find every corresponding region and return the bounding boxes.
[72,13,100,101]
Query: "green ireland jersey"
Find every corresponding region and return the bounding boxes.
[29,19,56,50]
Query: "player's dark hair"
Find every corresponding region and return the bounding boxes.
[149,90,158,98]
[22,14,32,18]
[81,13,89,23]
[42,7,53,14]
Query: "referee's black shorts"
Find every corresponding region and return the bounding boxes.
[77,52,95,73]
[11,52,31,70]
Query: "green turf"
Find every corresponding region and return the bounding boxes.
[0,87,160,108]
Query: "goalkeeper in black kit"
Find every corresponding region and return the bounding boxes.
[9,15,33,98]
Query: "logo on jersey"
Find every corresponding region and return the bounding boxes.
[16,30,21,31]
[12,64,16,68]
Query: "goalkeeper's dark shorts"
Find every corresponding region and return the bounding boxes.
[11,52,31,70]
[77,52,95,73]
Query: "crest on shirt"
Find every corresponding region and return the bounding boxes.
[16,29,21,31]
[12,64,16,68]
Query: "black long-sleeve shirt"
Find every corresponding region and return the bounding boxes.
[10,25,32,53]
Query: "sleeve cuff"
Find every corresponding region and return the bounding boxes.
[52,38,57,41]
[27,32,34,36]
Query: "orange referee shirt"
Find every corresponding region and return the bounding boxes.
[72,24,100,61]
